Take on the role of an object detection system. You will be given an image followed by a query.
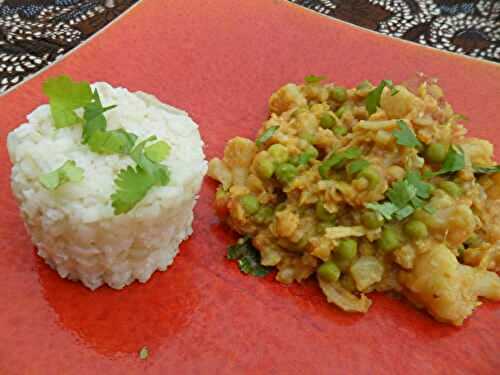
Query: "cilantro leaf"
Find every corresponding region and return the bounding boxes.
[144,141,171,162]
[256,126,279,146]
[131,136,171,186]
[43,75,93,128]
[138,346,149,360]
[304,75,327,84]
[405,170,432,199]
[423,205,437,214]
[365,202,398,220]
[319,147,362,179]
[395,205,414,220]
[473,165,500,174]
[367,170,434,221]
[82,90,116,144]
[87,129,137,155]
[393,120,422,148]
[365,80,395,115]
[346,159,370,177]
[112,137,171,215]
[39,160,84,190]
[434,146,465,175]
[227,237,271,277]
[111,166,156,214]
[387,180,417,207]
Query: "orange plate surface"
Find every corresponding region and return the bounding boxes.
[1,1,500,374]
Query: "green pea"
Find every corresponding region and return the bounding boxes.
[361,210,384,229]
[335,105,347,119]
[377,226,401,252]
[357,167,380,189]
[425,143,448,163]
[240,195,260,215]
[275,163,298,184]
[333,126,348,136]
[317,261,341,282]
[438,180,462,198]
[331,86,347,102]
[256,157,275,179]
[299,132,315,143]
[403,220,428,240]
[320,113,336,129]
[268,144,289,164]
[315,201,336,222]
[253,206,274,224]
[337,239,358,260]
[304,145,319,160]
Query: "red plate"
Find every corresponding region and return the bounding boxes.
[1,1,499,374]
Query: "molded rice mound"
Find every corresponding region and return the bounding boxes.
[7,82,207,290]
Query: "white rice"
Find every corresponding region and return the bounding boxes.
[7,82,207,290]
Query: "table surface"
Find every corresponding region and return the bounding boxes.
[0,0,498,95]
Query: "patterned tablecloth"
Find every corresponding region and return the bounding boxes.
[0,0,498,94]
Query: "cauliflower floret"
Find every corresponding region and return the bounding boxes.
[380,86,418,119]
[269,84,307,114]
[459,138,494,167]
[399,244,500,325]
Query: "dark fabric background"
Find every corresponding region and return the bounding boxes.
[0,0,498,94]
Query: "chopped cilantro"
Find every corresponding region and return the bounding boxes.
[227,237,271,277]
[387,180,417,208]
[256,126,279,146]
[393,120,422,148]
[82,90,117,144]
[394,205,414,220]
[319,147,362,179]
[111,166,156,214]
[304,75,327,84]
[43,75,93,128]
[131,136,171,186]
[405,170,432,199]
[365,80,396,115]
[423,205,437,214]
[144,141,171,162]
[434,145,465,175]
[39,160,84,190]
[87,129,137,155]
[346,159,370,176]
[473,165,500,174]
[365,202,398,220]
[139,346,149,360]
[366,170,434,221]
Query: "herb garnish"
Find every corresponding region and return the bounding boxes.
[42,75,172,214]
[473,165,500,174]
[393,120,422,148]
[434,145,465,175]
[227,237,271,277]
[256,126,279,146]
[319,147,362,179]
[39,160,84,190]
[366,170,433,221]
[304,75,327,84]
[365,80,398,115]
[42,75,93,128]
[139,346,149,360]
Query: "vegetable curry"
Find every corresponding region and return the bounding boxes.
[208,75,500,325]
